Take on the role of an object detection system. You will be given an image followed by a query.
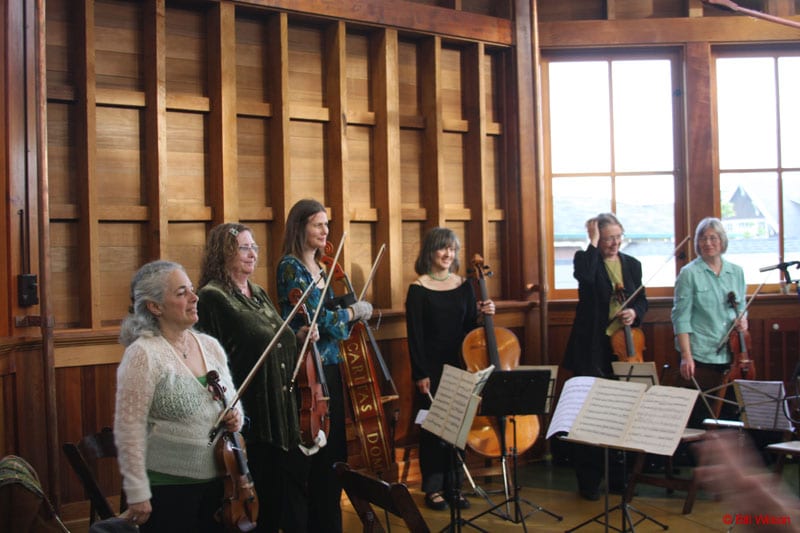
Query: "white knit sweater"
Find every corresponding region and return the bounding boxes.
[114,330,242,504]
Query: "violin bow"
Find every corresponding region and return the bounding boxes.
[703,0,800,30]
[358,243,386,302]
[289,233,347,387]
[614,234,691,312]
[715,273,768,353]
[208,271,322,443]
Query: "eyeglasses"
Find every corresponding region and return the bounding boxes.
[238,244,260,254]
[599,235,624,244]
[699,235,720,244]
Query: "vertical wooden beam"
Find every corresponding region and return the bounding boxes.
[508,0,542,360]
[35,0,59,506]
[684,42,717,262]
[208,2,239,224]
[371,28,403,308]
[420,36,444,228]
[268,13,291,275]
[143,0,167,260]
[325,21,349,268]
[687,0,705,17]
[76,0,100,327]
[462,42,488,258]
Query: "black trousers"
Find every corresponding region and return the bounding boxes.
[140,478,224,533]
[306,363,348,533]
[247,442,309,533]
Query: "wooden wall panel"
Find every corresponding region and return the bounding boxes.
[165,7,208,96]
[237,117,272,215]
[95,0,143,92]
[236,14,270,103]
[288,121,326,203]
[165,112,208,209]
[288,25,324,107]
[345,125,374,207]
[346,33,371,113]
[95,107,143,207]
[166,222,207,281]
[97,223,146,326]
[51,222,81,328]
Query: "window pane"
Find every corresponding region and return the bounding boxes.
[717,58,777,169]
[612,60,675,172]
[553,176,611,289]
[615,175,677,287]
[779,57,800,168]
[549,62,611,174]
[720,171,779,284]
[781,171,800,283]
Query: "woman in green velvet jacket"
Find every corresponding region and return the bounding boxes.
[196,222,316,533]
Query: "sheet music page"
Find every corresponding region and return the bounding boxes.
[734,380,793,431]
[624,385,698,455]
[545,376,596,439]
[569,379,646,448]
[422,364,494,443]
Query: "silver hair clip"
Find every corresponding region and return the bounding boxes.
[228,227,239,237]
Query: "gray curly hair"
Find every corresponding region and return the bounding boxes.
[119,260,184,347]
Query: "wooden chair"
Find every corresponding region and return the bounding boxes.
[62,427,125,524]
[334,462,429,533]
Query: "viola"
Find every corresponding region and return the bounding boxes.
[319,241,399,479]
[610,283,645,363]
[288,287,331,447]
[207,370,259,532]
[725,291,755,381]
[462,254,539,458]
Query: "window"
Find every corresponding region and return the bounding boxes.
[715,50,800,285]
[543,51,682,294]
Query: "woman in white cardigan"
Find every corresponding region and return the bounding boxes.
[114,260,243,532]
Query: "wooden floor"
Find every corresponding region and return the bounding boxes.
[342,459,798,532]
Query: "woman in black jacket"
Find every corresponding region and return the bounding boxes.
[562,213,648,499]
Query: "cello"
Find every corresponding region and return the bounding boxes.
[462,254,540,458]
[609,283,645,363]
[320,241,399,479]
[288,286,331,447]
[207,370,259,532]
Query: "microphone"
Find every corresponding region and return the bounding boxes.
[759,261,800,272]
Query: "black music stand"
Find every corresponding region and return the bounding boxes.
[463,369,562,532]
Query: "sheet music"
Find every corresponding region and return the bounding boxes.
[625,386,698,455]
[569,379,646,447]
[548,377,698,455]
[734,380,793,431]
[545,376,595,439]
[422,364,494,448]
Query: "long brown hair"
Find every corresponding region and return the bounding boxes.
[282,199,326,260]
[199,222,253,292]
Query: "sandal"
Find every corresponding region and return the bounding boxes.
[424,491,449,511]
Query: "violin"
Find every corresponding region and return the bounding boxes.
[288,287,330,448]
[207,370,259,532]
[609,283,645,363]
[319,241,399,479]
[462,254,539,458]
[725,291,755,381]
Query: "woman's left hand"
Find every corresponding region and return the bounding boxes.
[297,324,320,344]
[478,299,495,316]
[223,408,243,432]
[617,308,636,326]
[735,315,748,332]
